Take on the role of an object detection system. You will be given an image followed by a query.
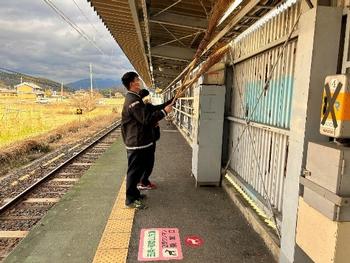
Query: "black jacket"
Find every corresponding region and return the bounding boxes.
[145,98,174,141]
[121,91,167,149]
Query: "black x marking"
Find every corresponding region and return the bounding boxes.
[321,82,343,128]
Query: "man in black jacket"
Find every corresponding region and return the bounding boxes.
[121,72,172,209]
[138,89,174,190]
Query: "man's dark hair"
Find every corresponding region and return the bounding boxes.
[121,71,139,90]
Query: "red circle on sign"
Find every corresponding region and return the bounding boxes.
[184,235,204,248]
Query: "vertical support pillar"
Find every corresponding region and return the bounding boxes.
[222,65,233,165]
[279,6,342,263]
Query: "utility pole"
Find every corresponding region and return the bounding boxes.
[90,63,93,95]
[61,82,63,100]
[20,76,23,84]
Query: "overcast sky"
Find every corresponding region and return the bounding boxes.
[0,0,134,83]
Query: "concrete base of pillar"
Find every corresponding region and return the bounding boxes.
[296,197,350,263]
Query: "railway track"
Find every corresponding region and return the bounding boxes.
[0,120,122,261]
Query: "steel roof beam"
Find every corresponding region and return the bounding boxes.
[201,0,260,55]
[154,77,174,85]
[163,0,261,92]
[153,74,177,81]
[141,0,154,87]
[158,24,186,47]
[149,11,207,31]
[152,0,182,17]
[127,0,150,81]
[150,46,195,62]
[90,0,129,8]
[153,31,201,48]
[153,68,180,78]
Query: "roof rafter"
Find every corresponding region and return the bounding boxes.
[150,45,195,62]
[149,11,207,31]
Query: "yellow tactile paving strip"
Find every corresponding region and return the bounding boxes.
[92,178,135,263]
[93,249,128,263]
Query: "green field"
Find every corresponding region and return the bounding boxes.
[0,97,124,148]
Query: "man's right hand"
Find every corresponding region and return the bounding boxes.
[164,104,173,114]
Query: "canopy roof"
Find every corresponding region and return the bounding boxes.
[88,0,282,89]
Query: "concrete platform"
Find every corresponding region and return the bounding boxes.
[4,139,127,263]
[4,121,275,263]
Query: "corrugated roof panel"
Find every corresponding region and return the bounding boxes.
[89,0,152,86]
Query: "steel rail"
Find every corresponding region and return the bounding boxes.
[0,120,121,214]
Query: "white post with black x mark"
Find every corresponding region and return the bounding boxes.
[320,75,350,138]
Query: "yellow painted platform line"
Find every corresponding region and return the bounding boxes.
[92,178,135,263]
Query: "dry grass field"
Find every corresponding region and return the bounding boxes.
[0,96,125,176]
[0,96,125,149]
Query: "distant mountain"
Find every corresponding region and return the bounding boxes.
[0,68,125,94]
[67,78,122,90]
[0,68,70,91]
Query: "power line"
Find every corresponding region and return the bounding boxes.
[42,0,105,55]
[71,0,116,56]
[72,0,99,35]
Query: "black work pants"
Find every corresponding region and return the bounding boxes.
[126,145,154,205]
[140,143,156,185]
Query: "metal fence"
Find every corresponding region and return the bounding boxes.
[165,84,195,143]
[163,2,300,221]
[226,3,300,218]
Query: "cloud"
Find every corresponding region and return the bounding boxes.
[0,0,134,83]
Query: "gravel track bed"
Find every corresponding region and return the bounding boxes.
[27,192,66,198]
[0,219,40,231]
[0,239,21,258]
[55,172,85,178]
[75,156,100,161]
[44,181,75,187]
[0,205,50,218]
[0,127,119,203]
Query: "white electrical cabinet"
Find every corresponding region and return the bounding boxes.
[303,142,350,221]
[191,79,225,186]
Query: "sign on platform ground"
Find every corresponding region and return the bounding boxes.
[138,228,183,261]
[184,235,204,248]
